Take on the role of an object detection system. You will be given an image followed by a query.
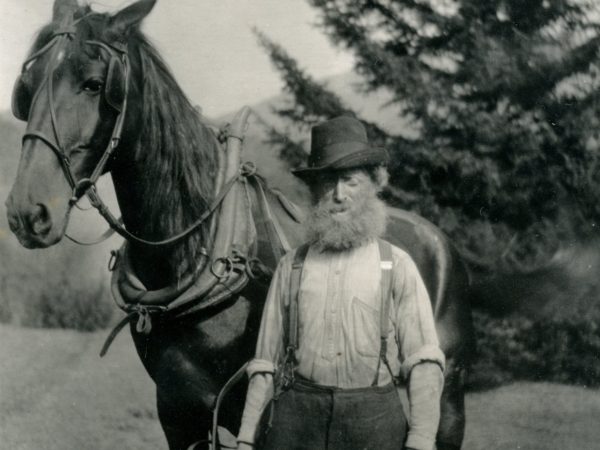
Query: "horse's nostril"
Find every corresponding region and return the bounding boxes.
[28,204,52,236]
[7,213,22,233]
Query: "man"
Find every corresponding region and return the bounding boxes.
[237,116,445,450]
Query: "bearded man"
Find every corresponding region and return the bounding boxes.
[236,116,445,450]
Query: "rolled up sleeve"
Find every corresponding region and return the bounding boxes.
[394,253,445,377]
[237,253,291,444]
[393,252,445,450]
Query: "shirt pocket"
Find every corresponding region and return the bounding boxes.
[351,296,381,358]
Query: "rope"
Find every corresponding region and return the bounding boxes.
[211,362,249,450]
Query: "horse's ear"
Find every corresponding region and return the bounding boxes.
[109,0,157,35]
[53,0,79,22]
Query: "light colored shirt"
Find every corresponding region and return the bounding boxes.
[238,239,445,449]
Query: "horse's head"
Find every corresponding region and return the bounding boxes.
[5,0,156,248]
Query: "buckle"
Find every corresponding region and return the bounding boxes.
[240,161,257,177]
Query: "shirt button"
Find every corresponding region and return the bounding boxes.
[337,352,342,356]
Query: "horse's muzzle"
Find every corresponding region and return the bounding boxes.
[5,197,60,248]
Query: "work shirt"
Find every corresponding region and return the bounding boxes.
[238,239,445,449]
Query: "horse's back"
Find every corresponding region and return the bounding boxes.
[384,207,474,358]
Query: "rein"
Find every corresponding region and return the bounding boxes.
[81,152,250,248]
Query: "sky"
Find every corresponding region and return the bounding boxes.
[0,0,354,117]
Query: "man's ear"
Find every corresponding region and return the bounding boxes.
[375,166,390,190]
[109,0,157,37]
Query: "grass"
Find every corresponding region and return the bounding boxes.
[1,324,599,450]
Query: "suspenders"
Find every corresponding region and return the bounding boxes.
[277,243,310,391]
[282,239,397,388]
[372,239,397,386]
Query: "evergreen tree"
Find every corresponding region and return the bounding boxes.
[258,0,600,265]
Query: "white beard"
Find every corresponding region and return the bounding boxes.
[306,187,387,252]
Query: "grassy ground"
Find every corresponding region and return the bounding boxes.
[464,383,600,449]
[1,324,599,450]
[0,324,166,450]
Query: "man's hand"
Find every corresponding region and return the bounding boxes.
[237,443,254,450]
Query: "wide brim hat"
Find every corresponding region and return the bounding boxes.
[292,116,388,181]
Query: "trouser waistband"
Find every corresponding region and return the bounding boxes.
[293,377,396,394]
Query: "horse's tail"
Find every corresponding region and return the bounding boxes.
[467,240,600,317]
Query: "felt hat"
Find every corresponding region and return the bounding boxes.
[292,116,388,180]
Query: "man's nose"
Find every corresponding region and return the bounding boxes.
[333,181,347,203]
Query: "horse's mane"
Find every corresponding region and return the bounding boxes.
[31,7,220,279]
[129,34,219,277]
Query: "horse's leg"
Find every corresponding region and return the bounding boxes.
[437,357,467,450]
[157,388,212,450]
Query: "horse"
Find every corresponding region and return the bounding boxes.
[5,1,474,449]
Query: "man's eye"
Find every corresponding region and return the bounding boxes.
[82,79,103,93]
[322,177,337,187]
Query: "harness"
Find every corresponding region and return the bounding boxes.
[11,15,302,357]
[101,150,298,356]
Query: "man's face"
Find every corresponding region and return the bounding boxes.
[311,168,374,215]
[306,167,386,251]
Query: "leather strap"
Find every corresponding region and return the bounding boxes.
[288,244,309,353]
[250,175,289,263]
[372,238,395,386]
[277,243,309,391]
[88,167,242,247]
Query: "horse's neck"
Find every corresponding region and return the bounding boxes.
[110,139,217,290]
[109,163,170,288]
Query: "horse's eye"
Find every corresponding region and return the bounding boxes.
[82,79,103,94]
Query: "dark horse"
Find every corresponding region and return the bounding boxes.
[5,1,474,449]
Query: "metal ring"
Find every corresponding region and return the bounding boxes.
[108,249,119,271]
[210,256,233,280]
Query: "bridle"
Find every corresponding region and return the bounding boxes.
[13,17,129,208]
[13,16,244,248]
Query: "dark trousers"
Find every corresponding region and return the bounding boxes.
[261,379,407,450]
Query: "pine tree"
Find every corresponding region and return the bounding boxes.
[258,0,600,265]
